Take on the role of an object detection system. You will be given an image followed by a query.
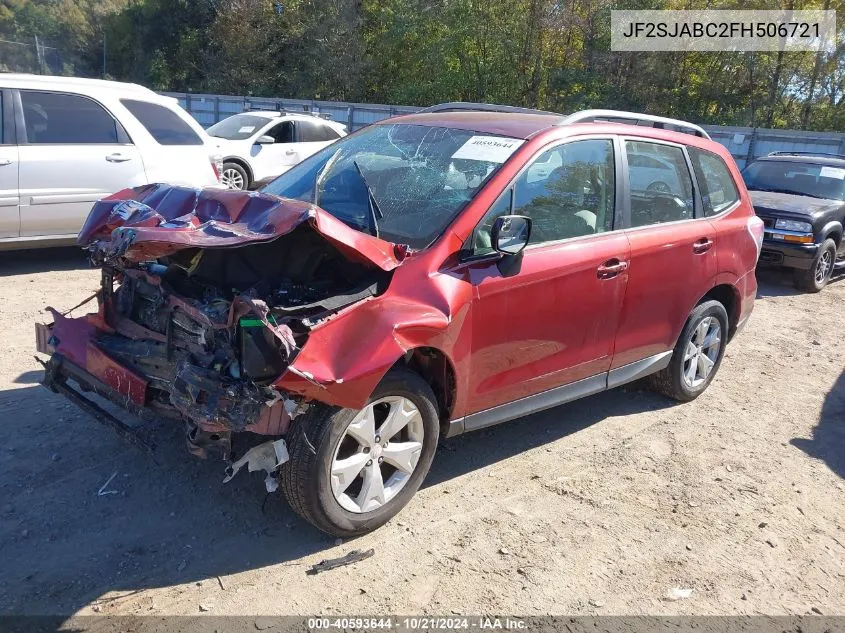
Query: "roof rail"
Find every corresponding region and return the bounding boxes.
[244,105,285,114]
[243,106,334,121]
[767,151,845,160]
[418,102,560,116]
[558,109,711,140]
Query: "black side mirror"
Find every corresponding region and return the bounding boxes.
[491,215,532,256]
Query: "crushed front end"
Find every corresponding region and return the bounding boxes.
[37,184,403,477]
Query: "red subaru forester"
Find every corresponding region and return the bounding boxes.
[37,104,763,536]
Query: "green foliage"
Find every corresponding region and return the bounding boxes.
[0,0,841,130]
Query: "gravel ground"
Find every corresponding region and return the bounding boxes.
[0,247,843,617]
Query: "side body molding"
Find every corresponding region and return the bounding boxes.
[446,351,673,437]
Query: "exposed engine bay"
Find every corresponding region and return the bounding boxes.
[93,223,389,456]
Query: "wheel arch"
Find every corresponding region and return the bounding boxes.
[699,283,740,341]
[389,346,458,434]
[222,156,254,185]
[820,221,842,247]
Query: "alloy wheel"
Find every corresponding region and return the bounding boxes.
[682,316,722,389]
[815,249,833,284]
[221,167,245,190]
[330,396,425,514]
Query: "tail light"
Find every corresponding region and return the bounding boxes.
[747,215,765,261]
[210,154,223,182]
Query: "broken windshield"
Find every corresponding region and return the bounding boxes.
[261,124,524,249]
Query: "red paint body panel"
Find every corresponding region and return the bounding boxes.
[274,241,469,410]
[85,342,148,405]
[45,310,148,405]
[388,111,563,139]
[611,219,718,368]
[462,233,630,412]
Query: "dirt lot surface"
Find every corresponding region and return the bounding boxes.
[0,248,843,618]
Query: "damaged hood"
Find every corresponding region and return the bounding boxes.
[79,184,408,271]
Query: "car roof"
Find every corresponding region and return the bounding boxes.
[380,111,724,155]
[0,73,155,95]
[384,111,563,139]
[754,154,845,168]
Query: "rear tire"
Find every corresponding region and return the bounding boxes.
[280,367,440,537]
[648,299,729,402]
[793,238,835,293]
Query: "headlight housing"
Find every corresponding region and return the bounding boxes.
[775,218,813,233]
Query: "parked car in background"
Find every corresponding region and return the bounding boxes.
[0,74,221,250]
[206,111,347,190]
[38,104,762,536]
[742,152,845,292]
[628,150,685,193]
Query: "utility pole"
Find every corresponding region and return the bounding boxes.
[748,51,756,127]
[34,34,44,74]
[103,32,107,78]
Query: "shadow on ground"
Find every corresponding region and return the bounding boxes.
[0,377,673,615]
[756,265,845,298]
[0,247,90,278]
[792,370,845,480]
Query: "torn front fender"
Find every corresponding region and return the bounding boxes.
[273,254,472,411]
[78,184,408,272]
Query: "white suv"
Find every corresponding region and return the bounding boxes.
[0,74,221,250]
[206,111,347,190]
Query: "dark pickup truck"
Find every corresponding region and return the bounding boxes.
[742,152,845,292]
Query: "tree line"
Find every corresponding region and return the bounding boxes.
[0,0,842,131]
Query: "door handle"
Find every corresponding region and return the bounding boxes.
[597,259,629,279]
[0,158,12,166]
[285,149,297,156]
[105,153,131,163]
[693,237,714,253]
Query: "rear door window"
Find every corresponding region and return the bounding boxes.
[267,121,295,143]
[688,148,739,216]
[21,91,122,144]
[120,99,203,145]
[625,140,694,227]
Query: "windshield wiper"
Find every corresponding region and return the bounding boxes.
[314,149,342,206]
[352,160,383,238]
[754,186,824,199]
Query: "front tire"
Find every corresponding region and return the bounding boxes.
[794,238,835,293]
[280,367,440,537]
[649,299,729,402]
[220,162,249,190]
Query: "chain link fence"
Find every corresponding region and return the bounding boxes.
[0,38,64,75]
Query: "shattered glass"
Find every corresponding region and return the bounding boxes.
[262,124,523,248]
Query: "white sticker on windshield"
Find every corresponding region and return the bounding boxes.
[238,126,256,134]
[451,136,524,163]
[819,166,845,180]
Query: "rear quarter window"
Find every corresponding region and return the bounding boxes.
[297,119,340,142]
[689,148,740,216]
[121,99,203,146]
